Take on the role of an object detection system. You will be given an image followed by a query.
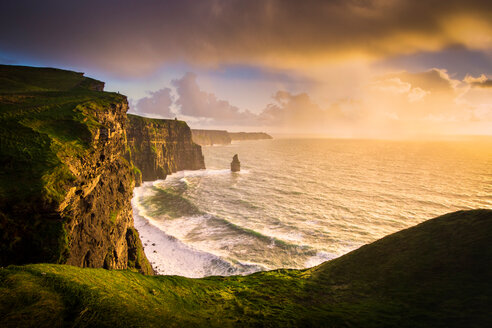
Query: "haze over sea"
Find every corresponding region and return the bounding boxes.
[133,138,492,277]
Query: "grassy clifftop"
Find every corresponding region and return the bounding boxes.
[1,209,490,327]
[0,65,153,274]
[0,65,104,93]
[0,65,123,206]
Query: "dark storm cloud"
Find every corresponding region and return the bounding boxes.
[0,0,491,75]
[375,47,492,79]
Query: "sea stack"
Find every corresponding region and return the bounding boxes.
[231,154,241,172]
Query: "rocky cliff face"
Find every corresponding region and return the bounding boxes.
[59,102,152,274]
[127,115,205,182]
[0,65,152,274]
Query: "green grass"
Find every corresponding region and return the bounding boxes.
[0,65,125,205]
[0,65,103,93]
[0,65,127,265]
[1,209,490,327]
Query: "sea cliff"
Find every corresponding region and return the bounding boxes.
[0,66,202,274]
[191,129,231,146]
[229,132,273,141]
[191,129,272,146]
[127,115,205,183]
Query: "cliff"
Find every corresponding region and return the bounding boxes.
[0,65,152,274]
[191,129,231,146]
[229,132,273,141]
[191,129,272,146]
[127,115,205,182]
[1,209,490,327]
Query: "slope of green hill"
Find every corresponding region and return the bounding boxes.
[1,209,490,327]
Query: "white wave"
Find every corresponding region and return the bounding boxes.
[132,194,264,277]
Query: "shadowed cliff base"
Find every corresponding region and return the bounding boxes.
[0,209,490,327]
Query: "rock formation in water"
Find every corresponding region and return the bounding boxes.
[191,129,231,146]
[127,115,205,183]
[191,129,272,146]
[231,154,241,172]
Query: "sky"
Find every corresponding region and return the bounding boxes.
[1,0,491,137]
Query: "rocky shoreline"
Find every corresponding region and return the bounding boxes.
[0,65,204,274]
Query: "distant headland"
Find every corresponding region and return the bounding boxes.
[191,129,272,146]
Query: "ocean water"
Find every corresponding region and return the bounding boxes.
[133,138,492,277]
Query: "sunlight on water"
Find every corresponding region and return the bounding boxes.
[133,138,492,277]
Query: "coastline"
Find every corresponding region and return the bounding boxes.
[132,181,264,277]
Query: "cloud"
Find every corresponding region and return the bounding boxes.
[0,0,491,76]
[133,88,174,117]
[170,72,256,125]
[260,91,327,129]
[130,67,491,135]
[375,47,492,79]
[408,87,430,102]
[371,78,412,94]
[364,68,492,135]
[464,74,492,88]
[258,91,351,133]
[386,68,460,93]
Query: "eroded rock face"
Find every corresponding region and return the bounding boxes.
[127,115,205,182]
[231,154,241,172]
[0,74,152,274]
[59,102,153,274]
[0,66,207,275]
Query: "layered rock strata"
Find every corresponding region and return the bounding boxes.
[0,65,153,274]
[127,115,205,183]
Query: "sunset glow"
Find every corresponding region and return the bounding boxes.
[1,0,490,136]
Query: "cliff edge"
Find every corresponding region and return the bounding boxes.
[127,115,205,182]
[0,65,152,274]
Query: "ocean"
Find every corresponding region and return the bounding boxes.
[132,138,492,277]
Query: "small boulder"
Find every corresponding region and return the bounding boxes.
[231,154,241,172]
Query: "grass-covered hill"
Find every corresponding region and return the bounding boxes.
[1,209,490,327]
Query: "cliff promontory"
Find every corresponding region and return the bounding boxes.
[229,132,273,141]
[0,65,152,274]
[191,129,231,146]
[191,129,272,146]
[127,115,205,182]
